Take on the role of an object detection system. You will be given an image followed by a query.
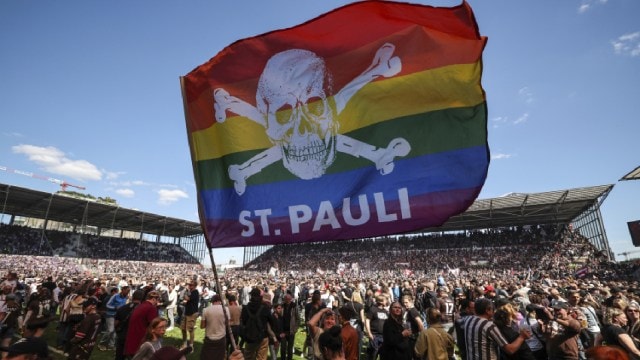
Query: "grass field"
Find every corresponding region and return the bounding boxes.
[40,319,313,360]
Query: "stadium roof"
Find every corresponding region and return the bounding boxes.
[414,184,614,234]
[0,183,203,238]
[0,182,613,239]
[620,165,640,181]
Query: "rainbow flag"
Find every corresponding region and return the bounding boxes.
[181,1,489,248]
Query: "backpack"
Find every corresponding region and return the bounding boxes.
[423,291,438,310]
[240,305,264,343]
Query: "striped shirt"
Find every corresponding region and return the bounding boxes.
[462,315,509,360]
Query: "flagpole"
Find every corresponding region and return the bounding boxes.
[179,76,237,352]
[208,247,238,351]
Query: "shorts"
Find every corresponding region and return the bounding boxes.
[181,313,198,332]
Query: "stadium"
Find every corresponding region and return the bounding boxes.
[0,180,634,277]
[2,179,640,360]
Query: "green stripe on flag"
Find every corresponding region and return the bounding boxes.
[195,102,486,191]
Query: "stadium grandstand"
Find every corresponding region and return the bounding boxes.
[0,182,206,263]
[0,181,616,267]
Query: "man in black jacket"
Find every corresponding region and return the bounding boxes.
[240,288,276,360]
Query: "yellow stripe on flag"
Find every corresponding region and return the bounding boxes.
[191,61,484,161]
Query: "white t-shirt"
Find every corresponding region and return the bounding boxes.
[203,304,230,341]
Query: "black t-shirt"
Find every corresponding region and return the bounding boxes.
[406,307,421,334]
[602,324,626,348]
[185,289,199,316]
[496,324,536,360]
[367,304,388,335]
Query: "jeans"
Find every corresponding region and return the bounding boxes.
[367,334,383,360]
[99,316,116,348]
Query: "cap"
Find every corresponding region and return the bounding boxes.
[484,285,495,293]
[493,297,509,308]
[552,302,569,310]
[83,297,100,308]
[150,346,193,360]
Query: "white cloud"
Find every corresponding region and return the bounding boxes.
[518,87,535,104]
[115,188,135,198]
[578,0,607,13]
[514,113,529,125]
[12,144,102,181]
[612,32,640,57]
[491,116,508,128]
[157,189,188,205]
[491,153,513,160]
[2,132,24,138]
[105,171,125,180]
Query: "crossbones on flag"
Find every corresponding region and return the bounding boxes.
[181,0,489,248]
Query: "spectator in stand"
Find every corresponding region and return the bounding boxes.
[125,290,161,357]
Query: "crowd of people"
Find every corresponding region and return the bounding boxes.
[0,224,198,264]
[0,222,639,360]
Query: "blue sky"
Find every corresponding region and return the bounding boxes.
[1,0,639,266]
